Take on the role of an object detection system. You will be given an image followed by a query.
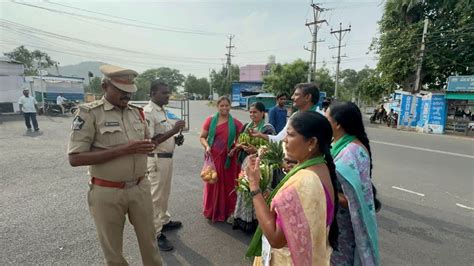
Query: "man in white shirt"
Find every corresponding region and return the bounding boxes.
[56,93,67,114]
[18,89,40,131]
[250,82,321,143]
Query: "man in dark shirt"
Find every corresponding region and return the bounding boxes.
[268,93,288,133]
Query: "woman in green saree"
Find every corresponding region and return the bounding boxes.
[231,102,276,233]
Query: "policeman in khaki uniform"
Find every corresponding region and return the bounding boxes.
[144,80,185,251]
[68,64,162,266]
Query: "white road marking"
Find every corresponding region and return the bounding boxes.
[391,186,425,197]
[456,203,474,211]
[372,140,474,159]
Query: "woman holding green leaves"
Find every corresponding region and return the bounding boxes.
[231,102,275,233]
[246,111,338,265]
[200,96,243,222]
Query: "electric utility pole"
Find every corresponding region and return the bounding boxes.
[304,2,327,82]
[406,18,429,129]
[225,35,235,86]
[330,22,351,99]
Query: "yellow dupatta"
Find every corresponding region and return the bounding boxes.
[254,169,332,266]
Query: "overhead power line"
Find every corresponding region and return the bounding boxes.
[330,22,351,99]
[0,40,220,71]
[237,45,302,54]
[0,19,224,64]
[12,1,226,36]
[46,1,227,36]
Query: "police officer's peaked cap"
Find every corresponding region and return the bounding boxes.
[100,64,139,93]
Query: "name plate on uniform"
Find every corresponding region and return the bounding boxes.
[105,122,120,127]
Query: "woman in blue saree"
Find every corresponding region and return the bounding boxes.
[325,102,381,266]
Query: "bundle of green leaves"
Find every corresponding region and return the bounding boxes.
[235,141,285,206]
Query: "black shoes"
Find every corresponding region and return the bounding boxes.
[157,221,183,251]
[162,220,182,232]
[157,234,173,251]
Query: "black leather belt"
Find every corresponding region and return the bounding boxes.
[148,153,173,158]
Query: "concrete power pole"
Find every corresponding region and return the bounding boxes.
[225,35,235,89]
[406,18,429,129]
[37,55,45,111]
[208,68,212,101]
[305,2,327,82]
[330,23,351,99]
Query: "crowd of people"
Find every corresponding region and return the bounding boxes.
[68,64,380,266]
[200,83,380,265]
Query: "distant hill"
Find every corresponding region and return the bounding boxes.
[47,61,106,84]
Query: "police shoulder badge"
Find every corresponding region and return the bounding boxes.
[72,116,85,130]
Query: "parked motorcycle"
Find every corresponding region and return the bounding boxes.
[370,109,387,124]
[370,111,377,123]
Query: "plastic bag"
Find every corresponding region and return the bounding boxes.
[200,154,218,184]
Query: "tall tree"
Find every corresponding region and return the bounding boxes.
[263,59,335,97]
[84,77,102,95]
[4,45,56,75]
[184,74,210,98]
[338,69,359,101]
[134,67,185,100]
[372,0,474,91]
[210,65,239,96]
[184,74,199,96]
[358,74,390,103]
[196,77,211,98]
[314,66,336,97]
[263,59,308,96]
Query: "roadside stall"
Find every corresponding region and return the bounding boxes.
[444,76,474,135]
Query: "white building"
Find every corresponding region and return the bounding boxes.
[0,58,25,113]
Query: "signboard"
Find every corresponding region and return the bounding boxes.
[426,94,446,134]
[447,76,474,92]
[231,82,264,107]
[398,93,424,127]
[399,94,415,127]
[231,86,241,103]
[416,93,446,134]
[417,96,430,128]
[414,95,422,125]
[240,96,247,106]
[390,91,404,113]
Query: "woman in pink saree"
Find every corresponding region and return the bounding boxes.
[246,111,339,265]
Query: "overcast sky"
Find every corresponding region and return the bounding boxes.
[0,0,384,78]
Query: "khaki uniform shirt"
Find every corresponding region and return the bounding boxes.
[67,98,150,182]
[143,101,175,154]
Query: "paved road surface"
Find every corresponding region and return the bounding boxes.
[1,100,473,265]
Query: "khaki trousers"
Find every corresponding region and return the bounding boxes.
[88,178,162,266]
[147,157,173,234]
